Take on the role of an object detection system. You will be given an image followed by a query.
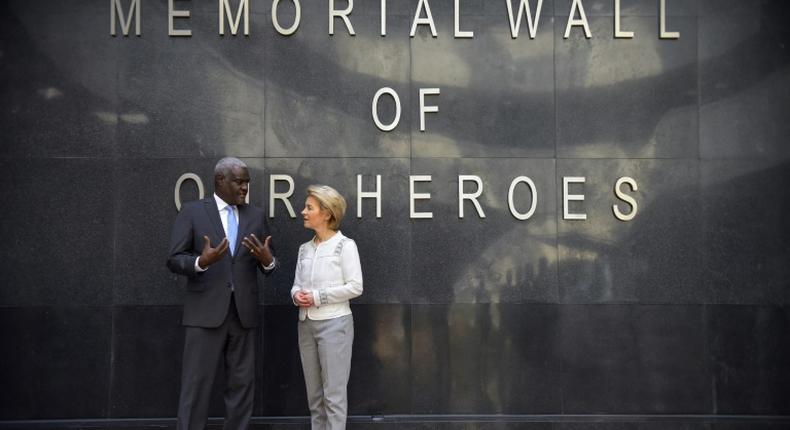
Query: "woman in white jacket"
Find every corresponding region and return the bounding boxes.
[291,184,363,430]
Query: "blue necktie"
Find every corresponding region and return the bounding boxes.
[226,205,238,256]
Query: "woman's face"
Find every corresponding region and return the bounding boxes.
[302,196,330,231]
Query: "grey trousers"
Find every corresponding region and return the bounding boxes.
[298,314,354,430]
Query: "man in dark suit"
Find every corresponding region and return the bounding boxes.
[167,157,277,430]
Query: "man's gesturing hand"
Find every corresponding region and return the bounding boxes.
[197,236,229,269]
[242,234,273,266]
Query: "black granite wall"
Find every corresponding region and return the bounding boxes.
[1,0,789,429]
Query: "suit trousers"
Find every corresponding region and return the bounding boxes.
[177,294,256,430]
[298,314,354,430]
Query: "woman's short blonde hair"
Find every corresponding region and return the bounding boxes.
[306,184,347,231]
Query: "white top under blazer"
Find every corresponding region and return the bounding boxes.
[291,231,363,321]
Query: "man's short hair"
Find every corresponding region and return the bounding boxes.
[214,157,248,178]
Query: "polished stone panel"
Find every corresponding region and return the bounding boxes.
[557,159,702,303]
[700,0,787,17]
[252,424,551,430]
[409,0,486,17]
[411,158,558,304]
[264,10,411,158]
[384,425,552,430]
[410,14,555,158]
[554,0,698,16]
[482,0,556,17]
[114,158,216,305]
[711,424,790,430]
[263,158,412,305]
[0,159,114,306]
[260,305,305,416]
[556,16,698,159]
[558,305,710,413]
[708,306,790,414]
[109,306,183,418]
[0,1,117,158]
[556,424,707,430]
[347,305,412,415]
[411,304,563,414]
[115,9,268,158]
[698,1,790,160]
[700,160,790,304]
[0,307,112,419]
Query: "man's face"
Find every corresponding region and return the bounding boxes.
[216,166,250,206]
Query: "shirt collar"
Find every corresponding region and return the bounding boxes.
[213,193,233,212]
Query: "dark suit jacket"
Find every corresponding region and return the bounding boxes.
[166,197,276,328]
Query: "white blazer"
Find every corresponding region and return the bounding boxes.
[291,231,363,321]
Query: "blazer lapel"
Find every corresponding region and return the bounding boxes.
[203,199,226,243]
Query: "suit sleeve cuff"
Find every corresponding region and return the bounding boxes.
[316,289,328,306]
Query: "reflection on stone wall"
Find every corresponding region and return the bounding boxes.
[1,0,789,426]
